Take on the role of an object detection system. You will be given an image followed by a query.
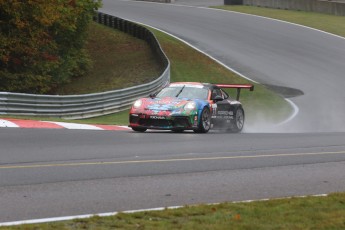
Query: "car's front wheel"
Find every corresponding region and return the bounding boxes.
[193,107,211,133]
[132,127,147,132]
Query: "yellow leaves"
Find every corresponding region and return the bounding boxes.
[68,0,77,7]
[0,0,101,93]
[14,19,27,29]
[1,55,10,64]
[234,214,241,221]
[32,1,63,26]
[210,206,242,222]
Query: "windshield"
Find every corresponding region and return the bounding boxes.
[156,86,209,100]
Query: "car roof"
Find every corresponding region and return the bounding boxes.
[168,82,216,90]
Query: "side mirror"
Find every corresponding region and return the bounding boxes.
[213,95,223,102]
[149,93,156,98]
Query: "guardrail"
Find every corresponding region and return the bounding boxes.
[0,13,170,119]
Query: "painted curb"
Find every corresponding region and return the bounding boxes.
[0,118,130,131]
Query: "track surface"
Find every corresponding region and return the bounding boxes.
[100,0,345,132]
[1,0,345,223]
[1,129,345,222]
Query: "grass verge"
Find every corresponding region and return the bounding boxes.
[2,193,344,229]
[212,5,345,38]
[55,22,163,95]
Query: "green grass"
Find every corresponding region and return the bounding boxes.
[212,5,345,38]
[2,193,345,229]
[55,22,163,95]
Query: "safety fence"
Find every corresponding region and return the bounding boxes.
[238,0,345,16]
[0,13,170,119]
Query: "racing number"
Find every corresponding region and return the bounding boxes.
[211,104,217,117]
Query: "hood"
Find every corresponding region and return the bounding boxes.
[143,97,190,111]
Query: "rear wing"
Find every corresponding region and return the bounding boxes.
[215,84,254,101]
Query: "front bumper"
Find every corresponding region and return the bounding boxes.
[129,114,198,130]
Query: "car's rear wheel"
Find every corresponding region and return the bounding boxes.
[132,127,147,132]
[193,107,211,133]
[229,107,244,133]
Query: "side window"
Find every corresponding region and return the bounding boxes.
[211,89,222,99]
[221,89,229,99]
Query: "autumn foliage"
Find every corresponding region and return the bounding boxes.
[0,0,101,94]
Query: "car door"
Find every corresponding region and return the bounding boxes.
[210,88,233,128]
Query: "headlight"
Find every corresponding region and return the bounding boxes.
[133,99,143,108]
[184,101,196,111]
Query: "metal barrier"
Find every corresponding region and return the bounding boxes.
[0,13,170,119]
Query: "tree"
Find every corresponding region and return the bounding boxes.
[0,0,101,94]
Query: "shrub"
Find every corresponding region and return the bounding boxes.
[0,0,101,94]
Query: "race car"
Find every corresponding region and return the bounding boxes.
[129,82,254,133]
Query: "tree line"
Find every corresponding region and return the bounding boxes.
[0,0,102,94]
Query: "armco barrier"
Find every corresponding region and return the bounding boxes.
[0,13,170,119]
[240,0,345,16]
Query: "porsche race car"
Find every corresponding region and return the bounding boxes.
[129,82,254,133]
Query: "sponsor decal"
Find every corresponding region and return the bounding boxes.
[150,116,166,120]
[215,116,233,119]
[211,104,217,116]
[217,111,233,115]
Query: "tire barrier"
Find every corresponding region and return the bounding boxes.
[0,13,170,119]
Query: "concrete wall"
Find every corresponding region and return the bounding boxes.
[238,0,345,16]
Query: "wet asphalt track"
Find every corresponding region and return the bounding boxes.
[1,0,345,223]
[1,128,345,222]
[100,0,345,132]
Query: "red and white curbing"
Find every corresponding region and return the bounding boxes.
[0,118,130,131]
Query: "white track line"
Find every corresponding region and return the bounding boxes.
[0,119,19,128]
[44,121,103,130]
[0,194,328,226]
[277,98,300,125]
